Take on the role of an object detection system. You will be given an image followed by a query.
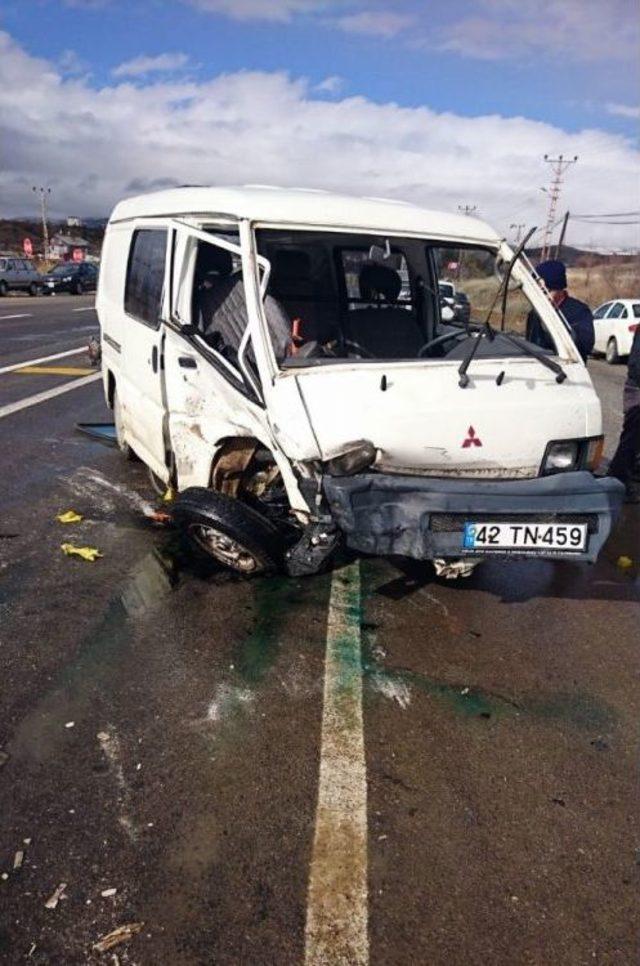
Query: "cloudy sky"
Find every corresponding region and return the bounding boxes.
[1,0,638,249]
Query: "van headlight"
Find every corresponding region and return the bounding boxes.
[324,440,376,476]
[541,436,604,475]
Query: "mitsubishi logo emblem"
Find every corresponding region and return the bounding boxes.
[462,425,482,448]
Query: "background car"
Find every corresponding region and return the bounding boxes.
[592,298,640,363]
[0,256,43,296]
[42,261,99,295]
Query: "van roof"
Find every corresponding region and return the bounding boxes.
[109,185,501,244]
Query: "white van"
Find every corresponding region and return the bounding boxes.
[97,186,623,576]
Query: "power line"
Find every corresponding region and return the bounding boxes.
[541,154,578,260]
[573,210,640,218]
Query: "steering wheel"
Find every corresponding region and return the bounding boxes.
[417,329,469,358]
[343,339,374,359]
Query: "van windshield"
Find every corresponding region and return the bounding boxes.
[255,229,553,368]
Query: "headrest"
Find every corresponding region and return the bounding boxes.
[272,249,312,284]
[197,244,233,278]
[359,261,401,303]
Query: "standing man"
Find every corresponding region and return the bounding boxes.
[526,259,595,362]
[608,327,640,503]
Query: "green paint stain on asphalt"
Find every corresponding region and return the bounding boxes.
[234,572,332,684]
[234,576,290,684]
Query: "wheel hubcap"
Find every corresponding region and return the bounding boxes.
[189,524,260,573]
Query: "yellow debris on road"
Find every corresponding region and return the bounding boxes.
[60,543,103,562]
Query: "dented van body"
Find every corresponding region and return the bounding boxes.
[97,186,623,576]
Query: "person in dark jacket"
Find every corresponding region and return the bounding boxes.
[526,259,595,362]
[608,327,640,502]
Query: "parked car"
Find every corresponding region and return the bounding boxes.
[0,256,43,296]
[592,298,640,363]
[438,279,471,324]
[97,185,623,578]
[42,261,99,295]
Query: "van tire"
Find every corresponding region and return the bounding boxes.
[28,282,39,296]
[113,390,135,460]
[172,487,284,576]
[605,338,620,364]
[0,281,7,296]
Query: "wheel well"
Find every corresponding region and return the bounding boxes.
[210,437,283,500]
[106,370,115,409]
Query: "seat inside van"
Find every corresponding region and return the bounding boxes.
[344,261,423,358]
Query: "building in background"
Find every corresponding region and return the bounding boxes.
[49,232,89,261]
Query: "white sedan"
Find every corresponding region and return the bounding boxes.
[592,298,640,363]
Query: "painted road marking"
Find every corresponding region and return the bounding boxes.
[0,372,101,421]
[0,313,32,320]
[305,561,368,966]
[16,365,95,376]
[0,346,87,376]
[72,306,95,312]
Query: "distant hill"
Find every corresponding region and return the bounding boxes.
[0,219,105,258]
[525,244,638,268]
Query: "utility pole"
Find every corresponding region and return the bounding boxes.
[458,204,478,217]
[32,185,51,260]
[510,222,526,244]
[555,210,570,259]
[541,155,577,260]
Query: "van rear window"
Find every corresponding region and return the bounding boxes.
[125,229,166,326]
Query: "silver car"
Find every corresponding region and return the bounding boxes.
[0,256,43,296]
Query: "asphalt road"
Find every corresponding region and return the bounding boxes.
[0,303,638,965]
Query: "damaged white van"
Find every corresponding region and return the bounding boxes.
[97,186,624,576]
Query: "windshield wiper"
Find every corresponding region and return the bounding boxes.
[458,225,567,387]
[495,331,567,382]
[458,321,495,388]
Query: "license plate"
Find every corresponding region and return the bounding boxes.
[462,521,588,553]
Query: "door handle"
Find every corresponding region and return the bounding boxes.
[151,345,158,373]
[178,356,198,369]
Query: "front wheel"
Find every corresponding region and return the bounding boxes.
[172,487,285,576]
[28,282,40,296]
[74,281,84,295]
[605,338,620,365]
[0,281,7,297]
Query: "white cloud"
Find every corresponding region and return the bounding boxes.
[183,0,330,21]
[58,49,89,77]
[438,0,639,63]
[606,102,640,120]
[0,30,638,250]
[112,52,192,78]
[313,74,344,94]
[334,10,413,37]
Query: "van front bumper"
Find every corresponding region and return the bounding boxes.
[323,471,625,564]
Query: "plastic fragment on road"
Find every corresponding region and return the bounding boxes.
[617,555,634,569]
[0,749,9,769]
[56,510,83,524]
[13,850,24,870]
[101,887,117,897]
[162,487,176,503]
[93,922,144,953]
[44,883,67,909]
[61,543,103,562]
[75,423,118,447]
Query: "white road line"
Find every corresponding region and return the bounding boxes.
[0,372,101,420]
[72,306,95,312]
[0,346,87,375]
[305,561,368,966]
[0,313,32,320]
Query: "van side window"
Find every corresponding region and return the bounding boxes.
[193,241,247,367]
[125,229,167,326]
